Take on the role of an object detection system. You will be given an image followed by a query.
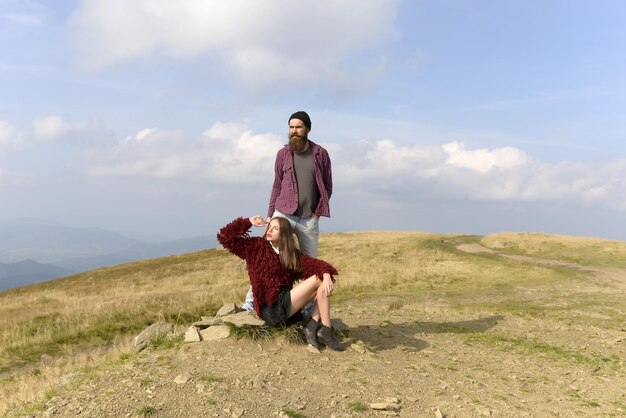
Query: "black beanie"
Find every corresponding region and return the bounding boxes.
[289,111,311,131]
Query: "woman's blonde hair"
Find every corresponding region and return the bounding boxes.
[265,217,301,272]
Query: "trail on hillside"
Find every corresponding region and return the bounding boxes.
[10,245,626,418]
[456,242,626,291]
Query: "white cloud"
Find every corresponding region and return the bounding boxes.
[82,121,626,212]
[0,120,26,154]
[69,0,397,92]
[0,116,106,157]
[32,116,88,141]
[442,141,530,173]
[133,128,158,142]
[87,122,283,183]
[335,139,626,210]
[6,112,626,212]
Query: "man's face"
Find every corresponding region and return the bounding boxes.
[289,118,309,153]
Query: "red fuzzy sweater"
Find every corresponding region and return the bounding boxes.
[217,217,338,318]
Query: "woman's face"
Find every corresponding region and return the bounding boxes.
[265,219,281,243]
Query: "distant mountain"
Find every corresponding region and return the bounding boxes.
[0,222,217,291]
[0,260,73,292]
[0,222,140,264]
[51,235,216,273]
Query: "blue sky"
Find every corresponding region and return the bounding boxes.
[1,0,626,241]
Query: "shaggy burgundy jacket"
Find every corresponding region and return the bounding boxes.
[217,217,338,319]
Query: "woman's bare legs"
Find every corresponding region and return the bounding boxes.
[289,275,331,326]
[290,275,344,351]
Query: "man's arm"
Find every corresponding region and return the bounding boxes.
[323,148,332,200]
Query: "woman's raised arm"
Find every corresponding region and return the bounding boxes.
[216,217,263,260]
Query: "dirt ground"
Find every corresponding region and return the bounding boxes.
[14,244,626,418]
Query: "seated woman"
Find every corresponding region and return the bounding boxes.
[217,215,344,351]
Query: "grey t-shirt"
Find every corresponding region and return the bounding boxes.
[293,147,320,218]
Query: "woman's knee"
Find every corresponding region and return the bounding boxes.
[303,275,320,289]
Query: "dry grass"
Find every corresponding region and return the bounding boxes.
[0,336,133,413]
[480,232,626,268]
[1,230,623,414]
[322,231,570,301]
[0,249,239,411]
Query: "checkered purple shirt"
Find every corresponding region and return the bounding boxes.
[267,140,333,218]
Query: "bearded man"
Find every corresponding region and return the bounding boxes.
[241,111,333,314]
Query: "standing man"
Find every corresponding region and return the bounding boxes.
[242,110,333,312]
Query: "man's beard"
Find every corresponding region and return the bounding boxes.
[289,133,309,154]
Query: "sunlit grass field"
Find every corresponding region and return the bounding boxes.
[480,232,626,268]
[1,230,625,413]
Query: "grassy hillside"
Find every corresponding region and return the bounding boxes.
[1,230,625,415]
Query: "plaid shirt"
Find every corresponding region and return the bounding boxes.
[267,140,333,218]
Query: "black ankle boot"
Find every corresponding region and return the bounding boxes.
[303,318,321,349]
[317,325,345,351]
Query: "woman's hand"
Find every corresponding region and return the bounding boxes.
[249,215,267,227]
[322,273,334,296]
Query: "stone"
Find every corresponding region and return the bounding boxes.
[370,402,400,411]
[200,325,231,341]
[220,310,266,327]
[184,326,201,342]
[477,406,492,416]
[133,322,174,352]
[215,303,240,317]
[435,408,445,418]
[307,345,321,354]
[350,343,367,354]
[191,319,218,329]
[231,407,244,418]
[174,374,190,384]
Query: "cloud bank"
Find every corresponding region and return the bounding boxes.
[86,122,283,184]
[339,139,626,210]
[69,0,397,92]
[4,116,626,212]
[0,116,96,154]
[75,121,626,211]
[0,120,24,155]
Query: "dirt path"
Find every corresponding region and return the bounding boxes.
[456,242,626,291]
[12,246,626,418]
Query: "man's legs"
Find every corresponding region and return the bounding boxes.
[272,211,319,257]
[242,287,255,311]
